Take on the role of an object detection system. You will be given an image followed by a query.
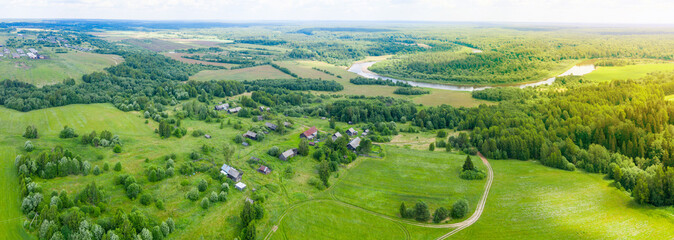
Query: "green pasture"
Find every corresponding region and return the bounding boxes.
[584,63,674,82]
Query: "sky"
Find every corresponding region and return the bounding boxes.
[2,0,674,24]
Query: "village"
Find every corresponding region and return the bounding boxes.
[212,101,368,194]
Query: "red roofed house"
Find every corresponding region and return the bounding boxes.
[300,127,318,140]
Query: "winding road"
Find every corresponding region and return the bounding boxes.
[264,152,494,240]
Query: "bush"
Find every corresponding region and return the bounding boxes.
[414,201,430,222]
[192,130,205,137]
[92,166,101,176]
[267,146,280,157]
[459,170,486,180]
[114,162,122,171]
[103,163,109,171]
[433,207,449,223]
[451,199,469,219]
[209,191,219,202]
[24,141,34,152]
[156,199,165,210]
[201,198,210,209]
[113,144,122,153]
[140,193,153,206]
[186,188,199,201]
[23,125,38,139]
[126,183,141,200]
[59,126,78,138]
[198,179,208,192]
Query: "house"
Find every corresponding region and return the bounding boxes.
[309,142,316,146]
[235,182,246,191]
[228,107,242,114]
[265,122,278,131]
[221,164,243,182]
[280,149,297,161]
[28,48,38,54]
[242,142,249,147]
[204,134,211,139]
[27,53,37,59]
[245,198,254,204]
[11,53,19,59]
[346,128,358,136]
[332,132,342,141]
[348,137,361,151]
[243,131,257,140]
[215,103,229,111]
[258,165,271,174]
[283,122,292,127]
[300,127,318,140]
[257,115,264,121]
[259,106,269,112]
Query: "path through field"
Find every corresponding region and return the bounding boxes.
[264,152,494,240]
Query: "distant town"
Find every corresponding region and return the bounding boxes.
[0,33,94,60]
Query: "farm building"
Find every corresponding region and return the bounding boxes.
[228,107,242,113]
[300,127,318,140]
[346,128,358,136]
[265,122,278,131]
[215,103,229,111]
[221,164,243,182]
[332,132,342,141]
[348,137,361,151]
[280,149,297,161]
[258,165,271,174]
[235,182,246,191]
[243,131,258,140]
[27,53,37,59]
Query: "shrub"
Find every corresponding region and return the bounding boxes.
[186,188,199,201]
[113,144,122,153]
[126,183,141,200]
[114,162,122,171]
[414,201,431,222]
[200,198,210,209]
[451,199,469,219]
[437,130,447,138]
[24,141,34,152]
[156,199,165,210]
[23,125,38,139]
[198,179,208,192]
[209,191,219,202]
[267,146,280,157]
[140,193,153,205]
[103,163,109,171]
[460,170,486,180]
[433,207,449,223]
[92,166,101,176]
[59,126,78,138]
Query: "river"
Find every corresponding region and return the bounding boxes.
[347,61,596,92]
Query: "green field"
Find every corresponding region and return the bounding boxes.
[331,147,486,219]
[584,63,674,82]
[0,51,123,87]
[452,160,674,239]
[190,65,295,81]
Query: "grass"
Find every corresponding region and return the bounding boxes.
[330,146,486,221]
[451,160,674,239]
[0,147,35,240]
[271,200,408,240]
[583,62,674,82]
[190,65,295,81]
[0,50,122,87]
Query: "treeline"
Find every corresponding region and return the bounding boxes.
[236,39,287,46]
[393,87,429,95]
[270,63,298,78]
[349,76,411,87]
[243,79,343,92]
[471,87,535,101]
[176,47,223,54]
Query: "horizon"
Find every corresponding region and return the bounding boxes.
[2,0,673,25]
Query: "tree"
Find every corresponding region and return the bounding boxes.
[92,166,101,176]
[399,202,408,218]
[433,207,449,223]
[201,197,210,209]
[437,130,447,138]
[23,125,38,139]
[463,156,475,171]
[329,118,336,129]
[140,193,152,206]
[158,121,172,139]
[358,139,372,154]
[186,188,199,201]
[198,179,208,192]
[298,138,309,156]
[59,125,78,138]
[114,162,122,171]
[113,144,122,153]
[24,140,34,152]
[223,144,235,164]
[414,201,430,222]
[429,143,435,151]
[240,201,254,227]
[268,146,280,157]
[126,183,141,200]
[234,135,244,144]
[318,161,331,187]
[241,222,256,240]
[451,199,469,218]
[633,175,650,204]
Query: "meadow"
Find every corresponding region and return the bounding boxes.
[0,51,122,87]
[190,65,295,81]
[583,62,674,82]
